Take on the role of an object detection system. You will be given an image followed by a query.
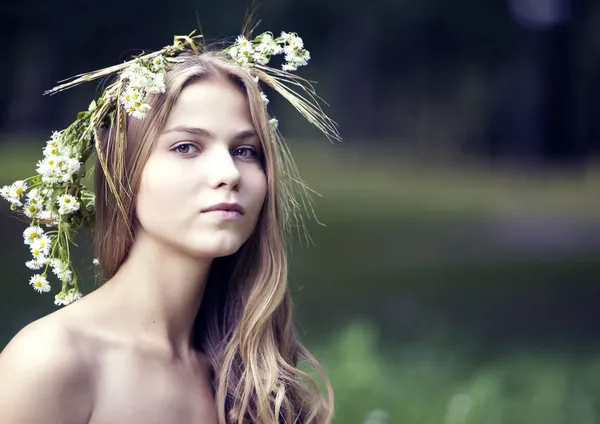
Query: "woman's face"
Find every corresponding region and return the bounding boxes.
[136,77,267,258]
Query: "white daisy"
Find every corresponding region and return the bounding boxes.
[36,156,60,176]
[282,63,298,72]
[236,35,251,48]
[50,258,72,283]
[261,93,269,105]
[11,180,27,197]
[31,235,52,256]
[67,291,83,303]
[146,71,166,94]
[150,55,166,71]
[23,201,41,218]
[42,174,61,184]
[60,156,82,182]
[0,185,20,206]
[130,104,151,119]
[232,36,254,64]
[283,37,304,55]
[57,194,80,215]
[260,33,273,43]
[43,140,66,157]
[2,180,28,206]
[269,117,279,130]
[251,52,270,65]
[280,31,294,43]
[66,158,81,175]
[239,44,253,59]
[30,246,47,263]
[255,33,282,56]
[54,292,67,306]
[120,86,142,107]
[54,290,82,306]
[23,226,44,245]
[121,86,152,119]
[291,50,310,66]
[29,274,51,293]
[50,130,63,142]
[50,258,67,270]
[37,156,67,184]
[26,188,41,205]
[58,268,73,283]
[123,63,151,87]
[283,49,310,71]
[25,259,45,270]
[0,185,9,201]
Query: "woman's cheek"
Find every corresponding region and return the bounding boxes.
[143,156,187,195]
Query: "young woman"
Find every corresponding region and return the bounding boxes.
[0,30,337,424]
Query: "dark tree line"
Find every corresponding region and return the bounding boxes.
[1,0,599,164]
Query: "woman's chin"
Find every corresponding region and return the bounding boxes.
[183,237,246,259]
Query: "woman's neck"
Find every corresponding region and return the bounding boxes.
[99,229,212,359]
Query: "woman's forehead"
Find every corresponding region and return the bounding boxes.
[166,79,254,132]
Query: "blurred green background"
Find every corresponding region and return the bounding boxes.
[2,0,600,423]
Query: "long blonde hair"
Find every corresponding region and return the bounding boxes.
[93,52,334,424]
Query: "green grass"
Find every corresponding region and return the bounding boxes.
[289,140,600,220]
[312,321,600,424]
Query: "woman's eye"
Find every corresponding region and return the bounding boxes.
[173,143,198,155]
[233,146,259,158]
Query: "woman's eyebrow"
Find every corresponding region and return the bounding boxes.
[163,126,258,141]
[233,129,258,140]
[163,126,213,137]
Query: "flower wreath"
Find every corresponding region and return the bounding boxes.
[0,28,339,306]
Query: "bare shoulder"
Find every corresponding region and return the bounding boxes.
[0,315,94,424]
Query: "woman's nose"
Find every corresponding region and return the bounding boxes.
[206,147,241,190]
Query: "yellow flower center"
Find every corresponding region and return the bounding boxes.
[48,160,55,166]
[32,249,40,256]
[28,205,36,212]
[129,107,135,112]
[29,234,38,240]
[35,281,42,288]
[135,102,141,108]
[16,187,24,195]
[125,95,131,101]
[64,198,71,204]
[243,50,249,56]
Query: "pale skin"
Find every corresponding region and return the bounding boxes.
[0,77,268,424]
